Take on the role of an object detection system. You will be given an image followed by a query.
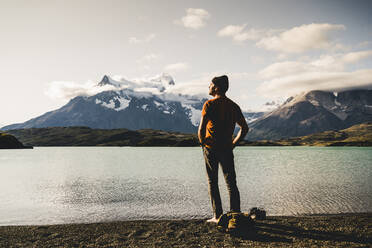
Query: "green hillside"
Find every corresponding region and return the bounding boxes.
[6,123,372,147]
[0,132,31,149]
[6,127,199,147]
[243,122,372,146]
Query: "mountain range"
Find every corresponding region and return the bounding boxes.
[2,74,371,140]
[247,89,372,140]
[1,74,263,133]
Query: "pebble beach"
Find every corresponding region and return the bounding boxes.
[1,213,371,247]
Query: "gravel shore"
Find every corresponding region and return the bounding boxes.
[1,213,371,247]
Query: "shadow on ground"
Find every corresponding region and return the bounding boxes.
[230,218,372,246]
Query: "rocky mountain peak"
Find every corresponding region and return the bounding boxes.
[98,75,111,86]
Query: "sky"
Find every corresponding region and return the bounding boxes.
[1,0,372,127]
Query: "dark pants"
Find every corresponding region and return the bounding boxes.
[203,147,240,218]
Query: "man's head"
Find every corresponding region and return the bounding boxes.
[209,75,229,96]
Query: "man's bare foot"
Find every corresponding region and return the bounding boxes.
[206,217,219,223]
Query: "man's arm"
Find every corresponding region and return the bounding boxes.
[232,116,249,149]
[198,115,208,146]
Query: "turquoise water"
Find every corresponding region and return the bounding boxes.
[0,147,371,225]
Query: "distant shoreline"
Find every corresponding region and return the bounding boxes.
[1,213,371,247]
[3,122,372,147]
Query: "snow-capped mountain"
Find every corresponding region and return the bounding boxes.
[2,74,206,132]
[247,89,372,140]
[2,74,263,133]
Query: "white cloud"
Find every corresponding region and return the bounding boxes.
[45,81,117,100]
[257,50,372,97]
[129,33,156,44]
[168,77,208,97]
[259,61,314,79]
[176,8,210,30]
[46,73,177,100]
[218,24,246,38]
[257,23,345,53]
[260,50,372,80]
[342,50,372,63]
[217,24,271,42]
[164,62,189,72]
[310,55,341,70]
[217,22,345,53]
[258,69,372,97]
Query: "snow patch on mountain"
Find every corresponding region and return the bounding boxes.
[94,74,205,126]
[141,104,149,111]
[117,97,131,111]
[181,103,202,126]
[245,117,258,123]
[95,96,131,111]
[102,99,116,109]
[153,100,163,107]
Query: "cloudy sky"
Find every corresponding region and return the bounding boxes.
[1,0,372,126]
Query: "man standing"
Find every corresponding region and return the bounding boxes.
[198,75,249,223]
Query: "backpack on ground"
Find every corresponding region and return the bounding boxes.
[216,212,255,234]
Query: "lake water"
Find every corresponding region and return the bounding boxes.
[0,147,371,225]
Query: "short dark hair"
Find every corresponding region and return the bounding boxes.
[212,75,229,93]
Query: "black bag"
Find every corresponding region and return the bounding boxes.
[249,207,266,220]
